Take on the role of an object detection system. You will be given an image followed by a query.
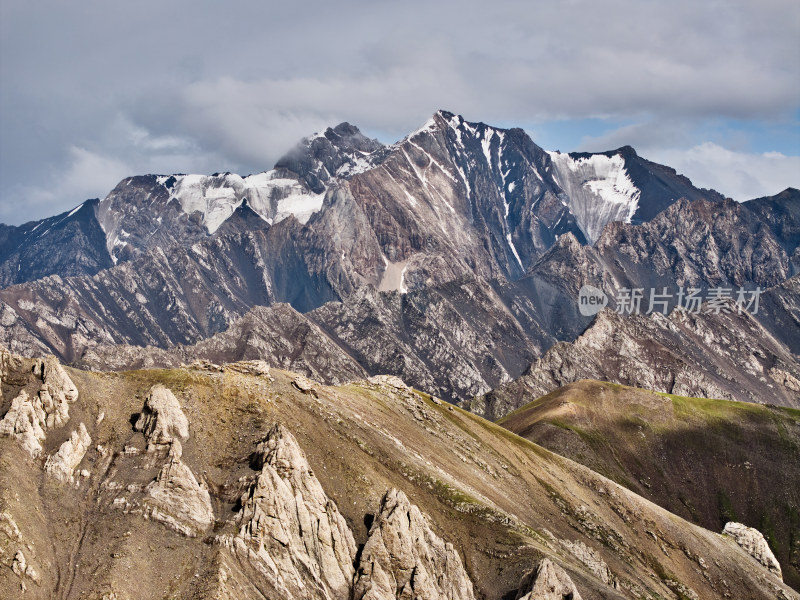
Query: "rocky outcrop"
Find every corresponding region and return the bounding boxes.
[0,391,47,456]
[11,550,41,586]
[134,385,189,449]
[723,522,783,580]
[291,374,317,394]
[102,385,212,537]
[32,356,79,429]
[0,346,28,385]
[560,540,612,585]
[352,488,475,600]
[515,558,582,600]
[0,354,79,456]
[143,440,214,537]
[221,424,357,599]
[44,423,91,482]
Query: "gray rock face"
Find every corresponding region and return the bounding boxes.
[755,274,800,355]
[742,187,800,268]
[134,385,190,449]
[515,558,582,600]
[723,522,783,580]
[221,424,357,600]
[353,488,476,600]
[44,422,91,482]
[76,278,547,404]
[0,198,112,288]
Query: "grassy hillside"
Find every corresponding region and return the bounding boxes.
[498,379,800,589]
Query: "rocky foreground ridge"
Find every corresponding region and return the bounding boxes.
[1,348,797,599]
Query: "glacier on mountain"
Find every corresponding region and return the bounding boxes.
[547,151,641,244]
[160,171,325,233]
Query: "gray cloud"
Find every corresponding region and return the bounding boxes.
[1,0,798,224]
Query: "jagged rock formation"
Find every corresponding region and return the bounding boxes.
[473,303,800,420]
[134,384,190,449]
[44,422,91,482]
[75,277,548,402]
[353,488,476,600]
[30,355,79,429]
[723,522,783,580]
[77,303,369,384]
[143,440,214,537]
[0,390,48,456]
[220,423,357,600]
[515,558,582,600]
[0,351,79,455]
[98,386,214,539]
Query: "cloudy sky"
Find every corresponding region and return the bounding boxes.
[1,0,798,225]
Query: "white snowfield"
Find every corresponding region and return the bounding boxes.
[157,171,325,233]
[548,151,641,244]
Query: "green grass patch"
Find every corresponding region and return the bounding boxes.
[717,490,738,527]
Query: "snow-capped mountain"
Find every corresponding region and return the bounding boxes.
[1,110,797,407]
[549,145,723,243]
[1,111,721,288]
[95,122,387,265]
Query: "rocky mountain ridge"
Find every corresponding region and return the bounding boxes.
[1,110,732,289]
[1,191,796,358]
[1,347,796,599]
[0,112,797,415]
[470,294,800,421]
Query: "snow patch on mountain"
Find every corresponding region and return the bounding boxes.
[407,117,438,140]
[506,233,523,268]
[548,151,641,244]
[163,171,324,232]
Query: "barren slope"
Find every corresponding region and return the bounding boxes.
[499,380,800,588]
[1,350,796,599]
